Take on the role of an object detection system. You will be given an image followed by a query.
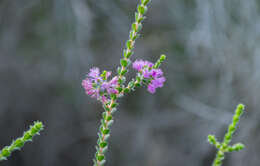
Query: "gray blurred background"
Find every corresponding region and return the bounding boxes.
[0,0,259,165]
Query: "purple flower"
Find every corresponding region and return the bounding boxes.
[106,76,119,94]
[101,96,108,103]
[143,69,163,79]
[82,79,99,98]
[105,71,112,79]
[88,67,100,79]
[101,76,119,94]
[132,59,166,94]
[133,60,153,71]
[143,70,151,78]
[82,67,119,101]
[151,69,163,77]
[147,76,166,94]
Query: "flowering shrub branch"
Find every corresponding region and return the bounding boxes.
[0,0,248,165]
[208,104,245,166]
[80,0,247,166]
[82,0,167,165]
[0,121,44,161]
[83,56,166,166]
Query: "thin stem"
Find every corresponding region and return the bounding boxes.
[93,1,155,165]
[93,97,119,166]
[117,0,151,87]
[208,104,245,166]
[0,121,44,161]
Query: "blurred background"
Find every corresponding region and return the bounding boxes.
[0,0,259,165]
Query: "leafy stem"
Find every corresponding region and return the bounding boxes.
[0,121,44,161]
[117,0,151,87]
[208,104,245,166]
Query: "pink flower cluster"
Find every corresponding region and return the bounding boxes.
[133,60,166,94]
[82,68,118,101]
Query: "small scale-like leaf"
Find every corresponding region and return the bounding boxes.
[1,147,10,157]
[97,155,104,161]
[100,142,107,148]
[102,129,110,135]
[138,5,147,15]
[107,120,114,127]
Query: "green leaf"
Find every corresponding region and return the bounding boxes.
[232,143,245,151]
[103,106,110,112]
[107,120,114,127]
[228,124,236,132]
[135,12,139,21]
[100,142,107,148]
[208,135,217,145]
[110,94,117,100]
[128,80,135,88]
[111,108,117,114]
[101,119,105,127]
[14,139,24,148]
[106,115,112,121]
[117,87,123,93]
[102,129,110,135]
[97,155,104,161]
[34,122,43,130]
[111,103,118,108]
[121,59,128,67]
[136,76,141,82]
[102,112,107,119]
[135,82,141,87]
[121,69,128,76]
[233,115,240,123]
[117,67,121,75]
[1,147,10,157]
[138,5,147,15]
[142,0,150,6]
[137,23,142,32]
[126,40,132,49]
[132,23,138,31]
[30,126,38,135]
[236,104,245,115]
[124,88,130,93]
[102,146,108,153]
[129,30,135,39]
[104,134,110,141]
[126,51,133,58]
[160,54,166,62]
[23,132,32,141]
[224,133,231,141]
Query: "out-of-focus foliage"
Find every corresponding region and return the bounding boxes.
[0,121,44,161]
[0,0,258,166]
[208,104,245,166]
